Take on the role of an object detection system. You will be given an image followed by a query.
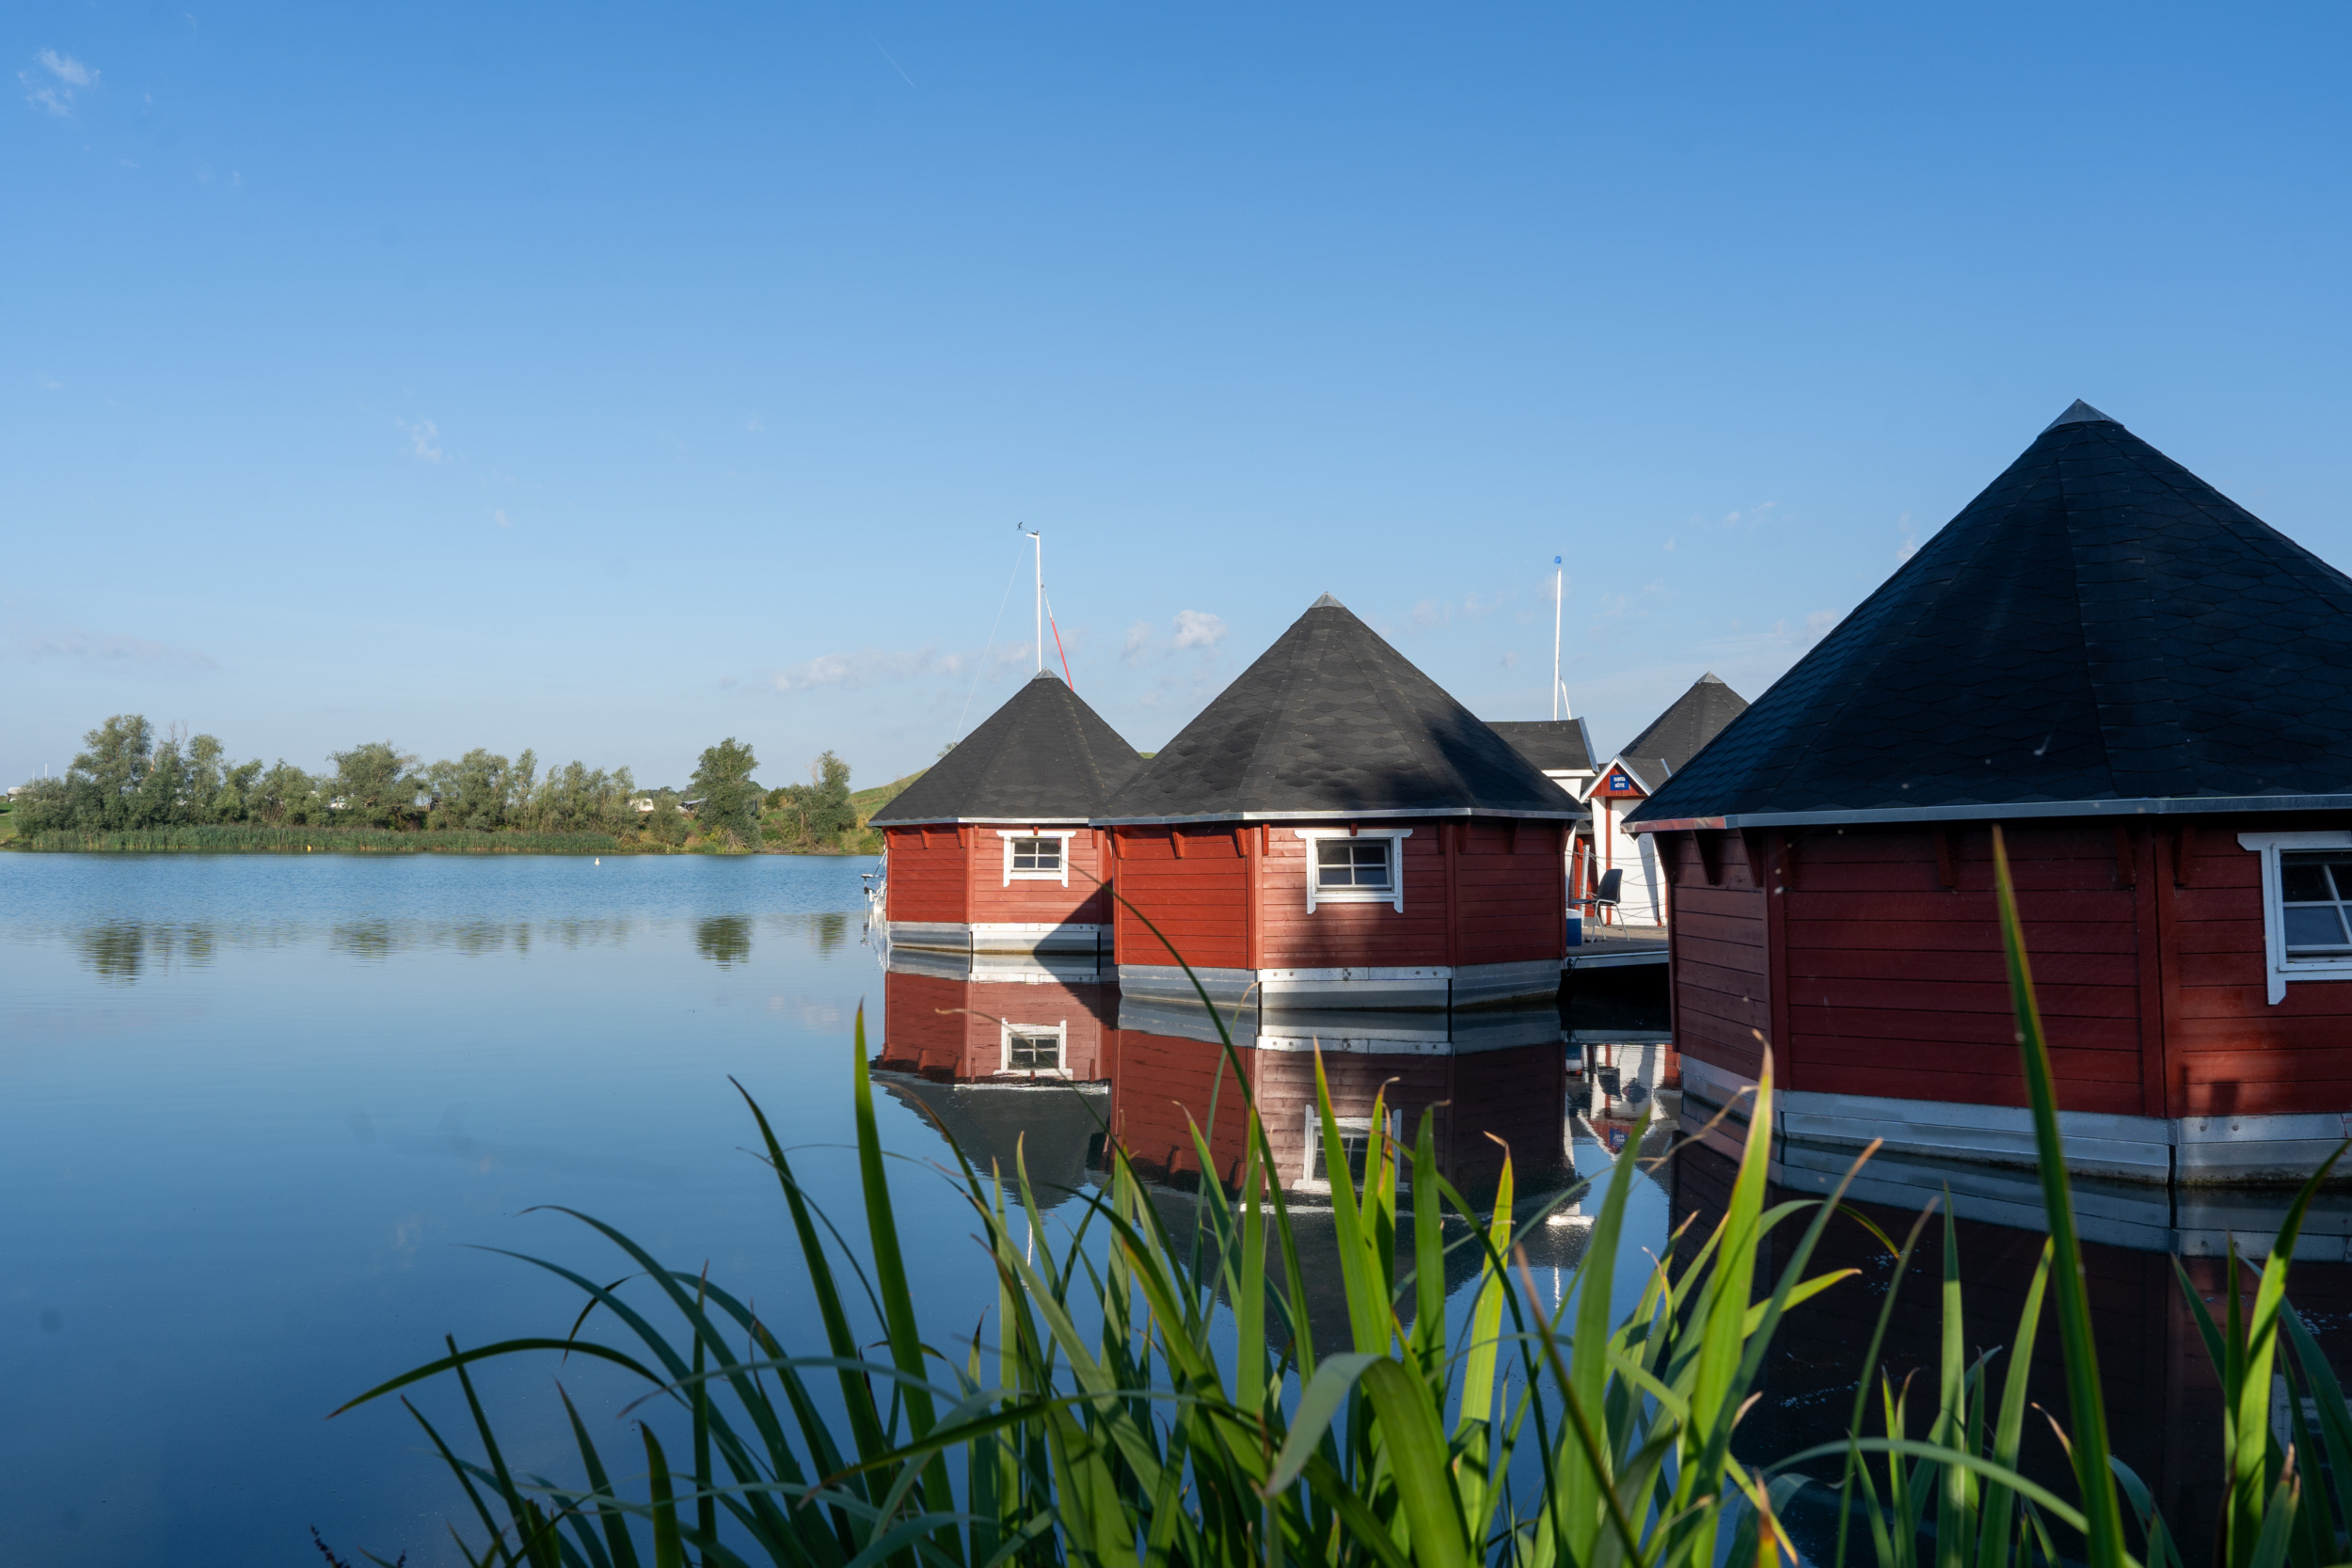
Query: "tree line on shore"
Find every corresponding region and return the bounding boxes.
[8,715,870,852]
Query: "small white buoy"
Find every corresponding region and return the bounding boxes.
[595,858,600,865]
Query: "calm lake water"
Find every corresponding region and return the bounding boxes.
[2,853,930,1564]
[3,852,1660,1566]
[13,851,2335,1564]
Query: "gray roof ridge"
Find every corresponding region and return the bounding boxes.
[2043,398,2117,432]
[1619,672,1739,764]
[1701,482,1997,802]
[1041,679,1109,809]
[1226,606,1326,804]
[1350,621,1476,803]
[2058,420,2171,802]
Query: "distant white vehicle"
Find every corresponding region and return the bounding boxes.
[630,797,656,814]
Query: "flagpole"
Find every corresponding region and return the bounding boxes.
[1550,555,1563,721]
[1030,528,1043,674]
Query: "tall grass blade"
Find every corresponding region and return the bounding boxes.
[1989,823,2133,1568]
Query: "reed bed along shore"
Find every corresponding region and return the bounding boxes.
[332,831,2352,1568]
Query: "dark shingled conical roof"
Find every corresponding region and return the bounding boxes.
[1613,673,1747,787]
[870,672,1143,825]
[1097,595,1579,822]
[1629,404,2352,829]
[1486,719,1597,774]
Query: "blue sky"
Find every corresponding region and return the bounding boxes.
[8,4,2351,791]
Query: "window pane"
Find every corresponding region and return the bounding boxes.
[2282,853,2336,903]
[1006,1032,1058,1069]
[2283,905,2351,954]
[1010,837,1060,872]
[2327,857,2352,900]
[1315,839,1391,890]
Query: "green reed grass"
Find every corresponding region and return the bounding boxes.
[24,825,636,854]
[334,833,2352,1568]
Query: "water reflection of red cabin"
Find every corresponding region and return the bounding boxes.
[874,968,1115,1084]
[1631,404,2352,1186]
[1106,1029,1569,1198]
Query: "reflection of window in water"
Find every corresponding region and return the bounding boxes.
[999,1020,1068,1075]
[1005,1029,1062,1072]
[1304,1113,1396,1187]
[694,916,753,966]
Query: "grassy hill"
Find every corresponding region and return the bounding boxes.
[850,769,925,824]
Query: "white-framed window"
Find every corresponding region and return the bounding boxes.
[1301,1109,1403,1190]
[999,1019,1069,1076]
[2239,831,2352,1004]
[996,829,1076,886]
[1291,828,1412,912]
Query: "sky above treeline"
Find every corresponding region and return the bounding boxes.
[8,5,2352,792]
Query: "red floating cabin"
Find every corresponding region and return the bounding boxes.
[868,671,1143,966]
[1630,401,2352,1187]
[1095,594,1583,1019]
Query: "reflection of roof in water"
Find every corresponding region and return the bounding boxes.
[877,1075,1110,1204]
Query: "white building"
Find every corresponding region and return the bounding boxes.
[1580,674,1748,928]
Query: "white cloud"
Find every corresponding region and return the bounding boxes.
[1169,610,1226,651]
[40,50,94,86]
[395,417,445,464]
[22,49,96,116]
[493,509,512,529]
[771,644,959,692]
[12,625,216,669]
[1896,512,1917,563]
[1120,620,1152,666]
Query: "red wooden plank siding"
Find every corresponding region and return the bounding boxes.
[876,971,1114,1080]
[1255,821,1566,971]
[882,827,972,924]
[1679,816,2352,1120]
[1111,818,1566,974]
[1106,1028,1256,1187]
[1110,827,1251,969]
[1775,824,2143,1114]
[1664,831,1770,1082]
[873,970,974,1072]
[967,827,1116,927]
[2165,815,2352,1117]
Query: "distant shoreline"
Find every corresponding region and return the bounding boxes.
[5,824,878,857]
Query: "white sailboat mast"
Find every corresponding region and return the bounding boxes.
[1032,529,1043,674]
